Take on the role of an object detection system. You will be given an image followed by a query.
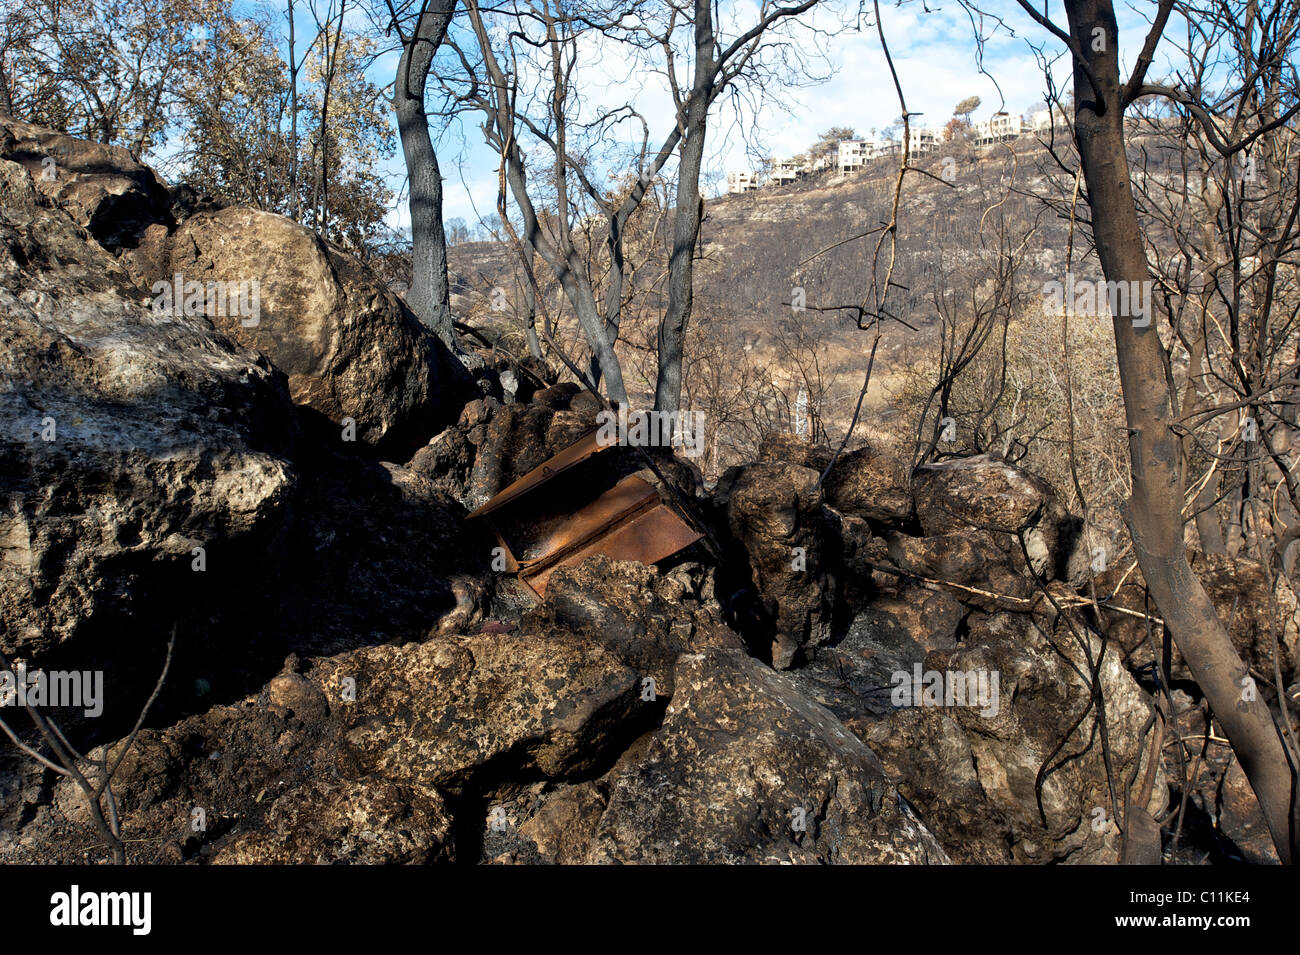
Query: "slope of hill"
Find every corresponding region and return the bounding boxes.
[447,136,1088,459]
[451,135,1082,351]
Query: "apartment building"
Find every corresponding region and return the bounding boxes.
[838,137,898,172]
[975,112,1024,145]
[907,126,938,154]
[769,158,805,185]
[838,139,872,172]
[727,170,761,194]
[1026,106,1070,134]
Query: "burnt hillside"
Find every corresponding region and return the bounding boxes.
[450,135,1086,359]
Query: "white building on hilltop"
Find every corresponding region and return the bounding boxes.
[838,137,898,172]
[975,111,1024,146]
[768,158,805,186]
[1027,106,1070,134]
[838,139,872,172]
[727,170,761,194]
[907,126,938,154]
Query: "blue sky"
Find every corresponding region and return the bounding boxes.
[245,1,1177,232]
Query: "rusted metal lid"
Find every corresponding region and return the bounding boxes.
[521,491,703,596]
[466,429,703,596]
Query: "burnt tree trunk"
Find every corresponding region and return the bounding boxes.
[394,0,457,347]
[654,0,712,415]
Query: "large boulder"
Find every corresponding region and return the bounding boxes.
[858,609,1166,863]
[0,157,297,674]
[880,527,1036,610]
[161,207,469,458]
[523,555,743,697]
[522,649,950,864]
[0,119,469,460]
[885,528,1006,584]
[714,461,837,668]
[336,557,738,793]
[912,454,1068,580]
[332,631,648,791]
[0,117,172,251]
[1,558,744,863]
[211,777,454,865]
[822,443,914,527]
